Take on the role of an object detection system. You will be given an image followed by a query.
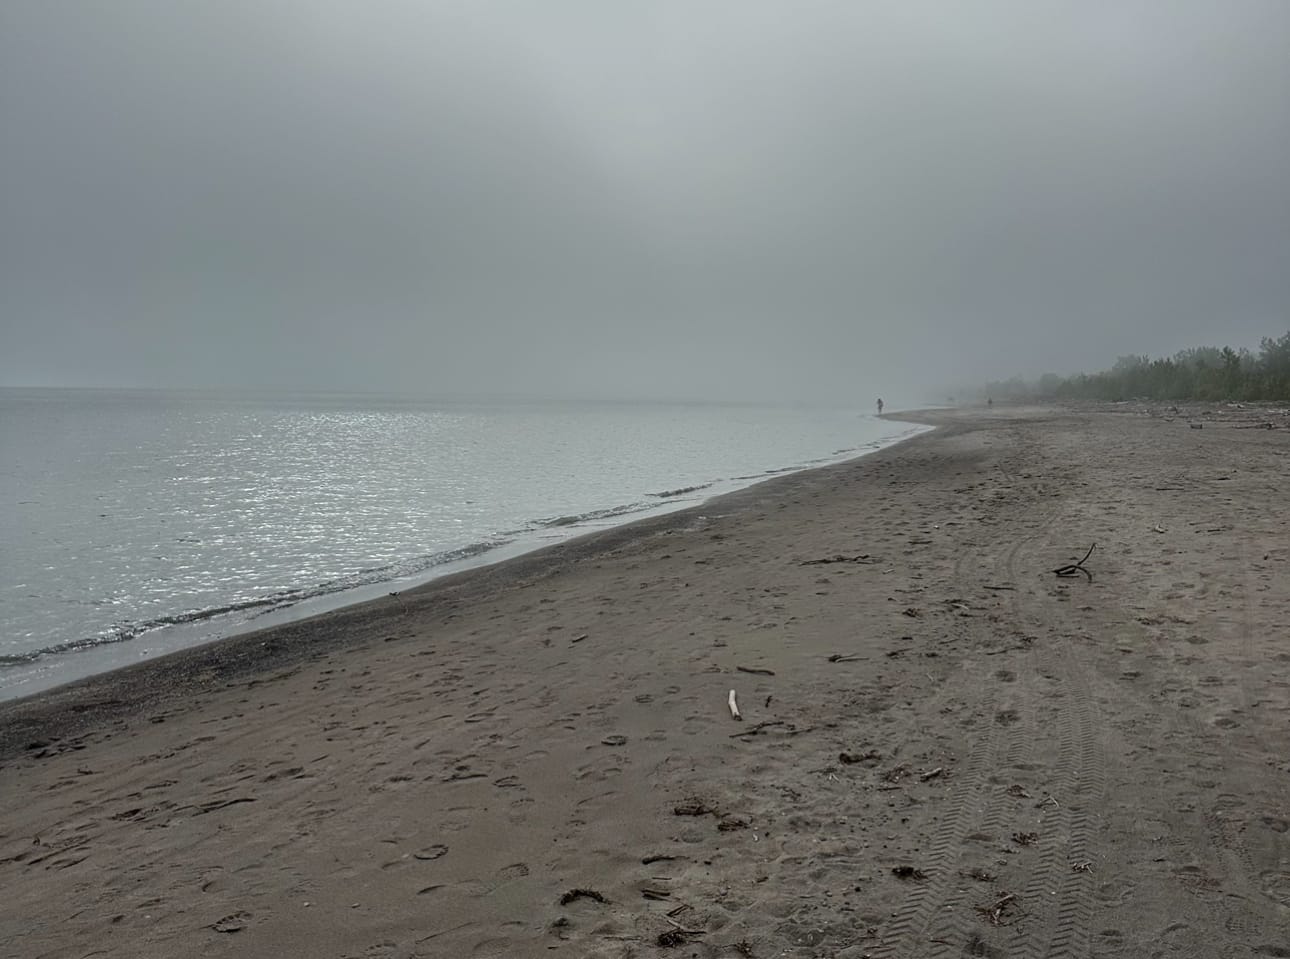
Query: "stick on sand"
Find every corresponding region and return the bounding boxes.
[728,689,741,721]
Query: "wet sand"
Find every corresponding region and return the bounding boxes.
[1,406,1287,957]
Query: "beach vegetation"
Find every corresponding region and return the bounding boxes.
[985,331,1290,403]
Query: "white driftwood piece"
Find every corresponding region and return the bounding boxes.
[728,689,742,721]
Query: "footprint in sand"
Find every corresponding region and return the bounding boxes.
[1259,870,1290,906]
[211,911,252,933]
[574,760,621,782]
[343,940,399,959]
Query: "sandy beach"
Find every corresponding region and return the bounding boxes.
[2,406,1287,958]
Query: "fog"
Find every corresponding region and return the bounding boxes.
[2,2,1287,404]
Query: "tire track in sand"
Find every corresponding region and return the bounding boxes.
[874,442,1056,959]
[915,523,1046,958]
[1004,512,1106,959]
[869,719,1001,958]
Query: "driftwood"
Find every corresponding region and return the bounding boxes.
[1053,544,1095,581]
[727,690,741,721]
[977,892,1021,926]
[657,916,706,945]
[732,720,784,737]
[664,916,704,934]
[732,721,815,739]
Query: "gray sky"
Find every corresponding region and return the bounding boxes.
[2,1,1288,402]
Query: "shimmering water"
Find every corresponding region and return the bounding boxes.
[0,389,921,699]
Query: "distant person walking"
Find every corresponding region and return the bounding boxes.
[876,397,884,415]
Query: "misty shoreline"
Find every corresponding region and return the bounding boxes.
[1,390,925,702]
[5,403,1286,956]
[0,411,931,713]
[6,398,1283,715]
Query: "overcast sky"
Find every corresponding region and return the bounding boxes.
[2,2,1287,402]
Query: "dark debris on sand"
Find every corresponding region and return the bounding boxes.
[558,888,608,906]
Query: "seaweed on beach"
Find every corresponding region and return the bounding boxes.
[558,888,608,906]
[673,798,717,817]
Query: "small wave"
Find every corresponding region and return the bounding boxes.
[0,538,511,670]
[647,483,713,499]
[534,501,660,528]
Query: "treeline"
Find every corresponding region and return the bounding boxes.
[986,331,1290,403]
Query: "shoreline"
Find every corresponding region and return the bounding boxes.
[3,404,1286,957]
[0,415,937,743]
[0,412,926,704]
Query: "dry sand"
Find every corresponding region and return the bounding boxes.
[1,406,1288,958]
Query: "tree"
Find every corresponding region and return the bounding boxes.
[984,330,1290,403]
